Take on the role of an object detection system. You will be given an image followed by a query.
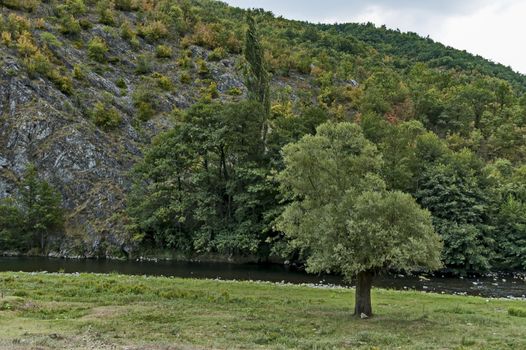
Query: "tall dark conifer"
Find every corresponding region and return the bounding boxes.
[244,12,270,147]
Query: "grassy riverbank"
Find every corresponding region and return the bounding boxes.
[0,272,525,349]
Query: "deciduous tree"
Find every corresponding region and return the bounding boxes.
[277,122,442,317]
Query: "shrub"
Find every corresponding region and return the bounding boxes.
[224,32,242,53]
[72,64,86,80]
[33,18,45,29]
[509,308,526,318]
[190,22,218,49]
[7,14,31,37]
[133,86,157,121]
[208,82,219,98]
[208,47,226,61]
[227,87,242,96]
[97,0,116,26]
[2,0,40,12]
[64,0,87,15]
[1,32,12,46]
[130,36,140,50]
[24,50,51,77]
[120,20,134,41]
[155,74,173,91]
[114,0,133,11]
[196,59,209,76]
[87,37,108,62]
[135,54,152,74]
[200,81,218,100]
[155,44,172,59]
[79,18,92,30]
[16,31,38,57]
[40,32,62,48]
[58,15,81,36]
[136,101,155,121]
[176,55,191,69]
[49,70,74,95]
[180,35,192,49]
[92,102,122,129]
[137,21,168,43]
[115,77,127,89]
[180,71,191,84]
[164,4,186,34]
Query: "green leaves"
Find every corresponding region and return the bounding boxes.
[244,13,270,116]
[277,122,442,279]
[127,101,276,255]
[0,164,64,252]
[415,153,492,273]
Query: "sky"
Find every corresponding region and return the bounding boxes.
[223,0,526,74]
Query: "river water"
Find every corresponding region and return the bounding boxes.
[0,257,524,298]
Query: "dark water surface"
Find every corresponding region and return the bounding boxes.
[0,257,524,298]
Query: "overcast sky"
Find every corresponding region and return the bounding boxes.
[223,0,526,74]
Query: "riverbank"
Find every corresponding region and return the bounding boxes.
[1,249,286,265]
[1,256,526,299]
[1,272,525,349]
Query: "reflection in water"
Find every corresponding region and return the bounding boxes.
[0,257,524,298]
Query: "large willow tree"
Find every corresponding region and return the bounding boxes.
[277,122,443,317]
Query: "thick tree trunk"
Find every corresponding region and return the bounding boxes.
[354,270,374,317]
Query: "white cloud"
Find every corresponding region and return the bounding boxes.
[433,2,526,73]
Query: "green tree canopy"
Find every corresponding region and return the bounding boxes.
[0,164,64,252]
[277,122,442,317]
[127,101,277,256]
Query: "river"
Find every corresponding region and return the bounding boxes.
[0,257,524,298]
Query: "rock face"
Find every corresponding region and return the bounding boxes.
[0,54,135,254]
[0,9,307,256]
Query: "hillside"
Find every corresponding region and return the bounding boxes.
[331,22,526,90]
[0,0,261,254]
[0,0,525,267]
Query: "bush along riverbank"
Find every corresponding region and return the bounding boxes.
[0,272,525,349]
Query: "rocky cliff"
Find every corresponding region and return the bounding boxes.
[0,2,311,255]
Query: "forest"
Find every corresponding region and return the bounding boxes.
[0,0,524,277]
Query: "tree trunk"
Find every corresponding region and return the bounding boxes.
[354,269,374,317]
[40,232,45,253]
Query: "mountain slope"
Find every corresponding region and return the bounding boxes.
[0,0,524,256]
[330,22,526,90]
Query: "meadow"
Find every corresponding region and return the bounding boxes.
[0,272,525,349]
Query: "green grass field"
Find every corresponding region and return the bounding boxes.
[0,272,525,349]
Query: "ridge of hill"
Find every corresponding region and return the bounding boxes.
[330,22,526,90]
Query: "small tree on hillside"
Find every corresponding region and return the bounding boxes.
[0,198,25,250]
[19,165,64,252]
[277,122,443,317]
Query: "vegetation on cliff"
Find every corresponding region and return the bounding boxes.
[0,0,524,276]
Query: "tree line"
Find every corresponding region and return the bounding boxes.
[125,13,526,276]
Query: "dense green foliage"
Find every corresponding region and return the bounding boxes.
[0,165,64,252]
[0,0,525,273]
[332,23,526,90]
[127,101,277,255]
[122,2,525,274]
[277,122,442,276]
[276,122,442,315]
